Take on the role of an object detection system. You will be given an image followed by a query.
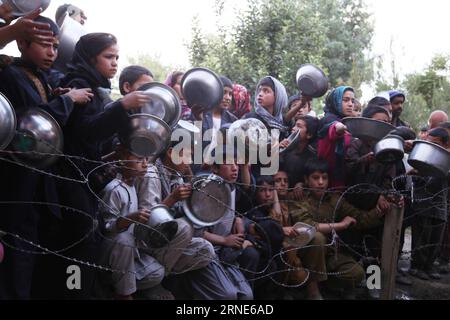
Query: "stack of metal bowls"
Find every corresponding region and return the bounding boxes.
[181,67,224,112]
[9,108,63,169]
[0,93,16,151]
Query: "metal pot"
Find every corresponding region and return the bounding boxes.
[296,64,329,98]
[134,205,178,249]
[140,82,181,129]
[181,67,224,112]
[342,117,395,144]
[120,114,171,158]
[9,108,63,169]
[227,118,272,151]
[53,12,87,72]
[183,174,232,228]
[374,134,405,164]
[5,0,50,16]
[0,92,16,150]
[408,140,450,177]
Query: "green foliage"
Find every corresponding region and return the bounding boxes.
[127,53,177,83]
[188,0,374,99]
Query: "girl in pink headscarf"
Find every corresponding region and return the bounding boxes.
[230,83,252,119]
[165,71,193,121]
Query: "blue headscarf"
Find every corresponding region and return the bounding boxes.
[389,90,406,103]
[318,86,353,138]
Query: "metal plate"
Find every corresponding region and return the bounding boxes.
[7,0,50,16]
[183,174,232,227]
[0,92,16,150]
[280,129,301,154]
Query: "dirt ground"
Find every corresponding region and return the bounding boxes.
[396,228,450,300]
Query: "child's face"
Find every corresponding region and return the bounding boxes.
[306,171,329,199]
[215,163,239,183]
[220,86,233,110]
[256,182,275,205]
[274,171,289,198]
[371,112,390,123]
[130,74,154,93]
[341,90,355,117]
[95,44,119,79]
[20,39,59,70]
[123,153,149,178]
[257,85,275,110]
[292,119,310,142]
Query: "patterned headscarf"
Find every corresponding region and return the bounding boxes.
[230,84,252,119]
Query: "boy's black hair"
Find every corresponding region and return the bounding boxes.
[362,105,390,119]
[438,121,450,129]
[304,158,328,178]
[211,145,237,166]
[119,65,153,95]
[34,16,59,37]
[428,127,449,145]
[293,115,319,140]
[367,96,390,109]
[220,76,233,89]
[259,77,275,93]
[255,175,274,188]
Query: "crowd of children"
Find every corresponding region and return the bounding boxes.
[0,3,448,300]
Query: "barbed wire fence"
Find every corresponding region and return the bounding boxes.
[0,148,449,298]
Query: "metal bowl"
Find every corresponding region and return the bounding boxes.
[53,13,87,72]
[280,129,301,154]
[6,0,50,16]
[342,117,395,144]
[0,92,16,150]
[140,82,181,129]
[182,174,232,228]
[296,64,329,98]
[181,67,224,112]
[408,140,450,177]
[9,108,63,169]
[285,222,316,248]
[228,118,271,149]
[134,205,178,249]
[374,134,405,164]
[120,114,171,158]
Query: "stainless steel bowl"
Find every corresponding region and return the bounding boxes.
[342,117,395,144]
[6,0,50,16]
[140,82,181,129]
[285,222,316,248]
[183,174,232,227]
[134,205,178,249]
[120,114,171,158]
[0,92,16,150]
[296,64,329,98]
[53,13,87,72]
[181,67,224,112]
[280,129,301,154]
[374,134,405,164]
[9,108,63,169]
[408,140,450,177]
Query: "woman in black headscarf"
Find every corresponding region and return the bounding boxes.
[56,33,150,298]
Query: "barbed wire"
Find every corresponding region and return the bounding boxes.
[0,148,449,296]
